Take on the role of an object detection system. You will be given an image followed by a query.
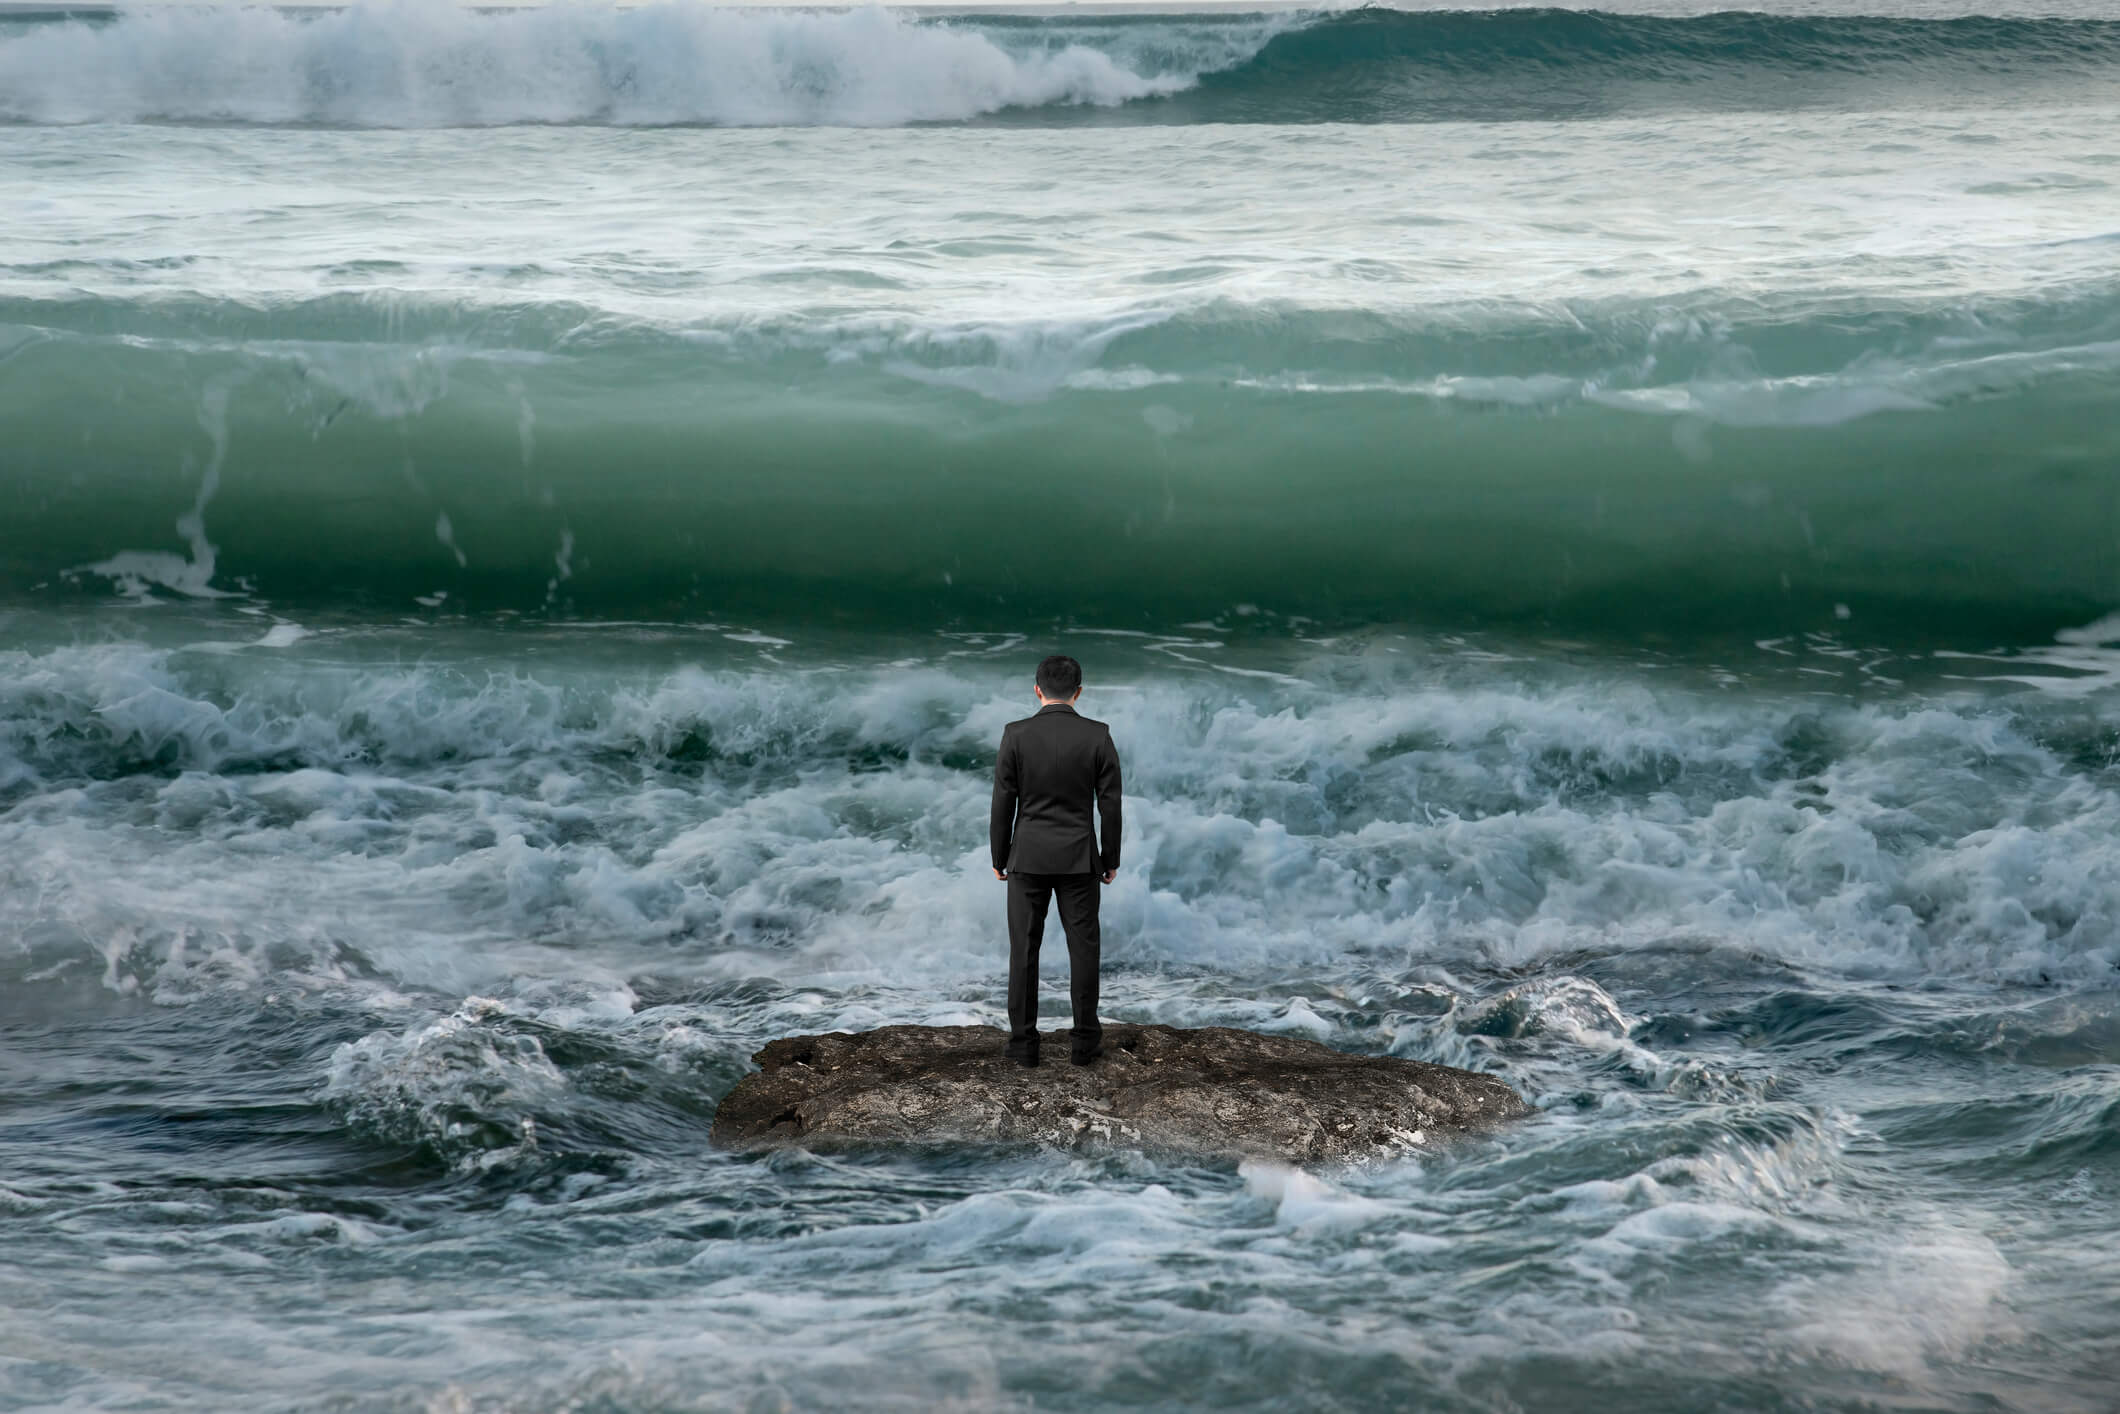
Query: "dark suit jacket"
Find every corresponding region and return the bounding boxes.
[991,702,1122,876]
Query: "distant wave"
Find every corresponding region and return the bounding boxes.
[3,5,2118,128]
[1189,7,2120,123]
[0,3,1267,127]
[7,286,2120,636]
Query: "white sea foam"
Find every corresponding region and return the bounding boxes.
[0,2,1254,128]
[325,996,567,1167]
[1778,1226,2016,1378]
[6,637,2120,1032]
[76,382,235,601]
[1241,1162,1396,1232]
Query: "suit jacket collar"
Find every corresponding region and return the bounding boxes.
[1035,702,1079,716]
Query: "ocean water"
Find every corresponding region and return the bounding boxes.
[5,2,2120,1409]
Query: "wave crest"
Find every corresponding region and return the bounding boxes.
[0,3,1235,127]
[4,5,2117,129]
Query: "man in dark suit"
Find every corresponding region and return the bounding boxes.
[990,654,1122,1067]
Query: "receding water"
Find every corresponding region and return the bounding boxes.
[4,2,2120,1410]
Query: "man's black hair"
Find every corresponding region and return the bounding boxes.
[1036,655,1083,699]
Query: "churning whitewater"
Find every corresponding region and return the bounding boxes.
[4,2,2120,1410]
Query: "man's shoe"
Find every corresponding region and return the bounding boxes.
[1069,1049,1101,1067]
[1008,1049,1040,1068]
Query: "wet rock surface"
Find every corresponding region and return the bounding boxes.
[710,1023,1528,1164]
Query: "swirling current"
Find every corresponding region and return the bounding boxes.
[5,3,2120,1411]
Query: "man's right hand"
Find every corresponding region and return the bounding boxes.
[1101,869,1117,885]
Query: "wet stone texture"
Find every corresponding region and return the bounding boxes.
[710,1024,1528,1164]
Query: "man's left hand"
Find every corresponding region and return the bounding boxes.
[993,868,1008,881]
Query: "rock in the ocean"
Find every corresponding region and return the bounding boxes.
[710,1024,1526,1164]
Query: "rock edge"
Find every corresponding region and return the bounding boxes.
[710,1023,1527,1165]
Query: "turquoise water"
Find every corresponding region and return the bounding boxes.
[5,3,2120,1410]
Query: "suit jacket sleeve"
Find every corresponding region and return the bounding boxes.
[990,725,1018,872]
[1097,728,1122,872]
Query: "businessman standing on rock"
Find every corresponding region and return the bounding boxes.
[991,655,1122,1069]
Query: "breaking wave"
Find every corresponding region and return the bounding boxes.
[2,4,2118,128]
[0,3,1263,127]
[9,638,2120,1005]
[7,286,2120,636]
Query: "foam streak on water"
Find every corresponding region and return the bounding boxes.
[4,3,2120,1410]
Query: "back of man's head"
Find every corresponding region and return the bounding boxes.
[1036,655,1083,699]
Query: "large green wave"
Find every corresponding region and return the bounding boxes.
[5,291,2119,639]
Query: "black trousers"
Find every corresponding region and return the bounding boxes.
[1006,872,1102,1057]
